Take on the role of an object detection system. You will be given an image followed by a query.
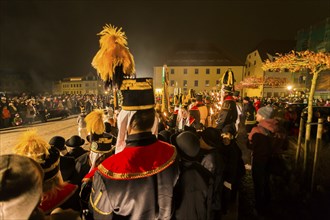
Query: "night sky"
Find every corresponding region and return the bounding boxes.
[1,0,329,81]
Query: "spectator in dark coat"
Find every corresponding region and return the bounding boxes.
[220,128,246,215]
[173,131,214,220]
[248,106,280,215]
[65,135,87,159]
[199,127,226,219]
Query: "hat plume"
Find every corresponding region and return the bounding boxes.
[85,109,105,135]
[91,24,135,89]
[14,129,50,163]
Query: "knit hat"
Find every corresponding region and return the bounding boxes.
[257,106,274,119]
[49,136,66,151]
[0,154,44,220]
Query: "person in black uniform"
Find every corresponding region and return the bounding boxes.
[215,86,238,134]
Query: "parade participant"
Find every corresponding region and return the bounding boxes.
[88,108,179,219]
[49,135,76,182]
[114,78,159,153]
[85,109,115,171]
[77,107,87,138]
[196,94,209,127]
[215,86,238,133]
[0,154,44,219]
[14,130,80,215]
[177,103,196,131]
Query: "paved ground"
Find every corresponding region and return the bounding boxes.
[0,115,80,155]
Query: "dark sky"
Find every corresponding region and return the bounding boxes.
[1,0,329,81]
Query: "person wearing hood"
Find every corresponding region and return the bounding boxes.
[247,106,279,216]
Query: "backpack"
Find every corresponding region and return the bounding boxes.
[174,161,214,220]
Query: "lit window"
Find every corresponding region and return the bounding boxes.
[183,80,187,87]
[205,80,209,87]
[170,80,175,87]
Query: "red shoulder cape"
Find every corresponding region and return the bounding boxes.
[97,141,177,180]
[39,183,78,214]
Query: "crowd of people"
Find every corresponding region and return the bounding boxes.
[1,87,330,220]
[0,93,113,128]
[3,22,329,219]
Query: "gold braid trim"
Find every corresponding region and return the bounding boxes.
[98,147,177,180]
[89,191,112,215]
[122,104,155,111]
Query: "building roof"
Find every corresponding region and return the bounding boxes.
[252,39,296,61]
[164,43,243,66]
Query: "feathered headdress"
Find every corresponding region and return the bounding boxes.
[85,109,105,135]
[91,24,136,89]
[14,129,50,164]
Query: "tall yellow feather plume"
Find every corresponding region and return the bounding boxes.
[85,109,105,135]
[91,24,135,88]
[14,129,50,164]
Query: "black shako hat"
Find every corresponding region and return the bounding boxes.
[120,78,155,111]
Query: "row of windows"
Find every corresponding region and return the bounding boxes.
[62,83,96,88]
[64,91,83,94]
[63,84,82,88]
[169,80,220,87]
[170,68,221,75]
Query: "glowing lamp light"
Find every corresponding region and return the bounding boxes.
[287,85,293,90]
